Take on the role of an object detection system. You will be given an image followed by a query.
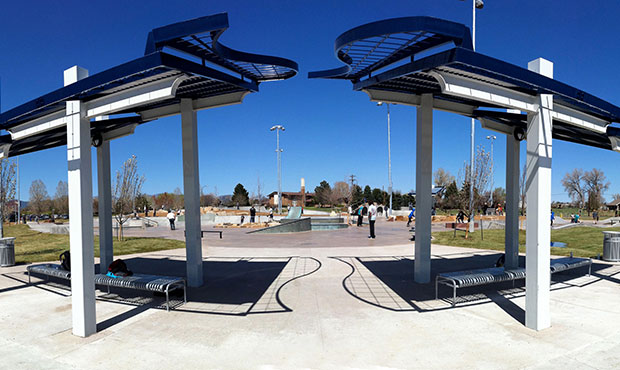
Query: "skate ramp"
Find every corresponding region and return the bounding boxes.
[283,206,302,220]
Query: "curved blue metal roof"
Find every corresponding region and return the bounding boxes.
[308,16,472,81]
[309,16,620,151]
[0,13,298,132]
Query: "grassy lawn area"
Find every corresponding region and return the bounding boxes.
[432,226,620,258]
[5,224,185,264]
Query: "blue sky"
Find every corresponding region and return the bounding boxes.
[1,0,619,202]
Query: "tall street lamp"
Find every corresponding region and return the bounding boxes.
[377,102,393,217]
[461,0,484,231]
[270,125,285,214]
[486,135,496,207]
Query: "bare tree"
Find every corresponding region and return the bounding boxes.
[434,168,455,187]
[54,180,69,216]
[456,145,492,217]
[172,187,184,210]
[256,174,264,205]
[331,181,351,206]
[584,168,609,212]
[612,193,620,202]
[561,169,586,210]
[112,156,145,241]
[0,159,17,238]
[29,179,49,216]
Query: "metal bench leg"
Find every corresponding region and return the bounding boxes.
[183,281,187,305]
[28,271,31,284]
[452,284,457,307]
[435,278,439,300]
[165,285,170,312]
[588,263,591,276]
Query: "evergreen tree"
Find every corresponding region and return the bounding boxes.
[351,185,363,208]
[372,188,383,204]
[314,180,332,207]
[231,183,250,206]
[363,185,373,203]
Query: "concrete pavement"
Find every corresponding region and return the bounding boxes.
[1,221,619,369]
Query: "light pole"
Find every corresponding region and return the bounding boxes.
[270,125,285,214]
[486,135,496,207]
[460,0,484,231]
[377,102,393,217]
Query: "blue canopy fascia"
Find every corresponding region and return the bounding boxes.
[0,13,299,130]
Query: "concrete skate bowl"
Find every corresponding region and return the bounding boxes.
[248,210,349,234]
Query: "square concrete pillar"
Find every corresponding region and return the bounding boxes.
[66,100,96,337]
[97,141,113,271]
[181,99,203,287]
[505,134,520,269]
[525,58,553,330]
[414,93,433,283]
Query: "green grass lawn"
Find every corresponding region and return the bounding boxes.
[5,224,185,264]
[432,226,620,258]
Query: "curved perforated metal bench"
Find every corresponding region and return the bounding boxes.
[435,267,526,307]
[436,256,592,307]
[27,264,186,311]
[27,264,71,283]
[550,257,592,275]
[95,273,186,311]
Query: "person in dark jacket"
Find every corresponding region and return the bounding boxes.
[250,205,256,223]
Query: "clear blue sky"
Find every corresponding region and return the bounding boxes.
[1,0,619,202]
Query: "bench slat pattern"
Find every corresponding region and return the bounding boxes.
[94,274,183,293]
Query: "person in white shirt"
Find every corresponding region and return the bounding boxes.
[167,210,176,230]
[368,202,377,239]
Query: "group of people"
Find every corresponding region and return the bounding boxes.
[351,202,378,239]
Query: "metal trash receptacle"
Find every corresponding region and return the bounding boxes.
[603,231,620,262]
[0,237,16,267]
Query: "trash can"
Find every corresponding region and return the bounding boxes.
[0,237,16,267]
[602,231,620,262]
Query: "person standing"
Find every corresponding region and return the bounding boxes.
[407,208,415,227]
[250,205,256,223]
[167,210,176,230]
[357,204,364,227]
[368,201,377,239]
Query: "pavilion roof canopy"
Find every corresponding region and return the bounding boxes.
[0,13,298,157]
[309,16,620,152]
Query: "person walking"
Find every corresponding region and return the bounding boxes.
[407,208,415,227]
[357,204,364,227]
[269,207,274,221]
[551,210,555,227]
[250,205,256,223]
[167,210,176,230]
[368,201,377,239]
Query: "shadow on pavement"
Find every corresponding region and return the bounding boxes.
[332,253,612,324]
[95,256,321,320]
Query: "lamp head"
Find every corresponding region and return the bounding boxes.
[377,102,383,106]
[475,0,484,9]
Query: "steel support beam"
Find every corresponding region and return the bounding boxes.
[505,134,520,269]
[525,58,553,331]
[181,99,203,287]
[414,93,433,283]
[66,100,96,337]
[97,140,113,272]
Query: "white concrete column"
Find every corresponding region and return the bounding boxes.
[414,93,433,283]
[181,99,203,287]
[97,140,113,272]
[66,100,96,337]
[525,58,553,330]
[505,134,520,269]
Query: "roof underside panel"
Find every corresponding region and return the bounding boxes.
[145,13,298,82]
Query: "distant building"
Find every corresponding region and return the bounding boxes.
[268,191,315,207]
[606,198,620,211]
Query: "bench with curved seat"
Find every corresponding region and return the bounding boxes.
[26,263,186,311]
[436,257,591,307]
